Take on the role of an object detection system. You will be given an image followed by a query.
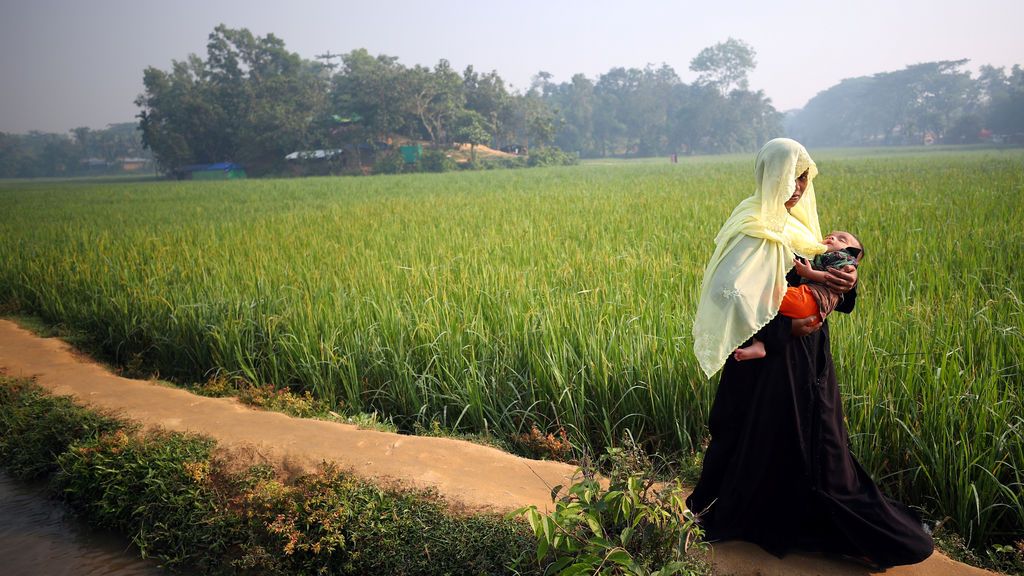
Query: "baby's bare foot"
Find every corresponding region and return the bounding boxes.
[733,340,767,361]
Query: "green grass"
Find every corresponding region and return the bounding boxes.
[0,148,1021,550]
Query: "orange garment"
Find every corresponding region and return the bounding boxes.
[778,284,820,320]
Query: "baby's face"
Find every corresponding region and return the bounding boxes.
[823,231,860,253]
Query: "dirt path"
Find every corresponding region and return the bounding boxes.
[0,319,995,576]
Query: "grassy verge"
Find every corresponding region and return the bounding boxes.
[0,376,538,574]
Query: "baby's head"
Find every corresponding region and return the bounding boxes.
[823,230,864,262]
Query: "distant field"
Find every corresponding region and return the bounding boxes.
[1,148,1021,547]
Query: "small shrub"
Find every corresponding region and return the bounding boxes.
[420,148,457,173]
[236,383,331,419]
[527,146,579,167]
[515,424,573,461]
[933,523,1024,576]
[372,150,407,174]
[0,378,123,480]
[233,463,539,575]
[986,540,1024,575]
[55,429,234,570]
[514,444,709,576]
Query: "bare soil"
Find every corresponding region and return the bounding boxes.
[0,319,996,575]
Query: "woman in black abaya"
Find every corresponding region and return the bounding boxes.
[686,139,933,567]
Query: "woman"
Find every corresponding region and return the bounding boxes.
[687,139,933,567]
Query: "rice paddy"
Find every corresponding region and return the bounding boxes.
[0,148,1021,547]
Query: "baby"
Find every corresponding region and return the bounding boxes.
[734,230,863,361]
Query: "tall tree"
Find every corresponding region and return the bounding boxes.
[689,38,756,95]
[407,60,464,145]
[137,25,327,176]
[451,109,491,162]
[462,66,512,148]
[787,59,980,146]
[332,49,410,141]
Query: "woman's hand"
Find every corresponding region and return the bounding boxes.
[824,265,858,294]
[791,315,821,337]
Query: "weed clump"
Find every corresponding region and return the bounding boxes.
[515,433,710,575]
[515,424,573,461]
[0,378,123,480]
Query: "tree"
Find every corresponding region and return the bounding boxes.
[551,73,596,156]
[451,109,490,163]
[136,55,221,174]
[136,25,328,176]
[786,59,980,146]
[985,65,1024,136]
[522,87,556,149]
[690,38,756,95]
[332,49,410,141]
[462,66,512,148]
[407,60,464,146]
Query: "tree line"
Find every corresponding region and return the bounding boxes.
[787,60,1024,147]
[2,25,1022,179]
[0,123,149,178]
[133,28,781,176]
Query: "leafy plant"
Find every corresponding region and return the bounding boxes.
[419,148,457,172]
[0,378,123,480]
[56,428,233,569]
[372,150,407,174]
[514,471,707,575]
[515,424,573,461]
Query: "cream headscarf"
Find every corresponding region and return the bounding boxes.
[692,138,828,379]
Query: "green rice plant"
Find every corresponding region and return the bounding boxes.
[1,148,1021,549]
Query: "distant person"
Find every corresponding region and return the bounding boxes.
[688,138,933,568]
[733,230,862,362]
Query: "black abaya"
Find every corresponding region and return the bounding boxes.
[686,286,934,567]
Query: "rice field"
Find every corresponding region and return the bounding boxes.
[1,149,1021,548]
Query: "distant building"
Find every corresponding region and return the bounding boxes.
[118,157,150,172]
[285,149,344,161]
[80,157,109,169]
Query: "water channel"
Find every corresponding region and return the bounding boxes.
[0,471,162,576]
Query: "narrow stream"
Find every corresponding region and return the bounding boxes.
[0,471,162,576]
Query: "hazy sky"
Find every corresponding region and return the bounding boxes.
[2,0,1021,134]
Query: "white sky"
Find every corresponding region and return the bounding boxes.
[1,0,1021,134]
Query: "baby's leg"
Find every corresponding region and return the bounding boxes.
[734,339,766,361]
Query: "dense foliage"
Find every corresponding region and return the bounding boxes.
[0,378,124,479]
[787,61,1024,146]
[132,28,782,176]
[516,437,708,575]
[130,28,1024,176]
